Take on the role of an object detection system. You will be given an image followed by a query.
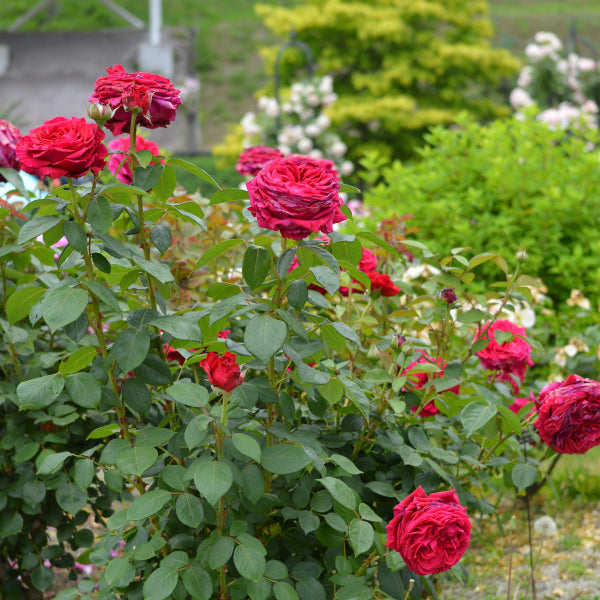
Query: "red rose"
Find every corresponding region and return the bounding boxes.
[200,352,244,392]
[16,117,107,179]
[236,146,284,177]
[108,135,162,184]
[386,486,471,576]
[509,392,536,416]
[247,155,346,240]
[90,64,182,135]
[367,271,400,297]
[0,119,22,180]
[534,374,600,454]
[402,351,460,417]
[475,320,533,392]
[164,344,186,366]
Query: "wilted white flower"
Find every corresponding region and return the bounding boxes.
[566,289,591,310]
[533,515,558,538]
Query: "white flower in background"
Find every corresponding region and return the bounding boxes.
[340,160,354,176]
[556,59,568,75]
[278,143,292,155]
[537,107,565,129]
[318,75,334,94]
[581,99,598,113]
[305,123,321,137]
[323,93,338,106]
[241,112,261,136]
[330,140,347,157]
[534,515,558,538]
[297,137,313,153]
[535,31,563,51]
[291,82,303,95]
[554,347,569,367]
[518,65,533,87]
[525,43,545,61]
[510,88,534,109]
[257,96,270,111]
[317,113,331,129]
[303,84,316,95]
[306,94,320,107]
[277,129,292,145]
[511,305,536,329]
[309,149,323,159]
[402,264,441,282]
[264,99,280,118]
[578,56,596,72]
[300,109,314,121]
[339,191,348,202]
[282,102,293,113]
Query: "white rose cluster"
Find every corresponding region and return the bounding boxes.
[238,75,353,176]
[510,31,599,130]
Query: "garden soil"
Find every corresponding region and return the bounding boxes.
[0,29,194,153]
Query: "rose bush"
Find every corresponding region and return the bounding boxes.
[16,116,107,179]
[107,135,162,184]
[235,145,283,177]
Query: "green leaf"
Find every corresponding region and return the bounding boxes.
[317,377,344,405]
[87,424,121,440]
[183,566,213,600]
[494,329,514,345]
[457,309,490,323]
[329,239,362,266]
[273,581,300,600]
[111,327,150,373]
[73,459,95,492]
[209,537,235,569]
[153,165,178,201]
[356,231,402,257]
[116,446,158,476]
[298,511,320,534]
[261,444,311,475]
[143,566,179,600]
[87,196,113,233]
[121,377,152,415]
[136,427,176,447]
[176,493,205,528]
[151,315,203,342]
[287,280,308,310]
[166,381,209,408]
[167,157,220,188]
[18,216,62,244]
[339,182,360,194]
[512,463,538,491]
[318,477,357,510]
[195,238,244,269]
[232,433,261,463]
[64,372,101,408]
[210,187,249,206]
[348,519,374,555]
[194,460,233,505]
[91,252,111,273]
[243,244,271,290]
[128,489,171,520]
[23,480,46,505]
[41,286,89,333]
[37,451,72,475]
[331,322,361,345]
[0,167,30,199]
[150,224,172,254]
[329,454,363,475]
[17,373,65,410]
[234,534,267,582]
[244,314,287,364]
[310,265,339,295]
[460,402,498,437]
[31,565,53,592]
[184,414,212,449]
[63,221,87,254]
[56,481,88,514]
[131,254,174,284]
[104,557,131,585]
[59,346,97,375]
[6,285,46,324]
[133,164,165,191]
[241,464,265,505]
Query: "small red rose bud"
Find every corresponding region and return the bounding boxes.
[441,288,458,304]
[391,334,406,349]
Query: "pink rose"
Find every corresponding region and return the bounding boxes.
[90,64,182,135]
[108,135,162,184]
[247,156,346,240]
[236,146,283,177]
[402,351,460,417]
[534,374,600,454]
[16,117,107,179]
[0,119,22,180]
[475,320,534,393]
[386,486,471,576]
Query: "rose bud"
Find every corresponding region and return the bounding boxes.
[87,103,116,126]
[441,288,458,304]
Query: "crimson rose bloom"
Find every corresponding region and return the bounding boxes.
[368,271,400,297]
[402,351,460,417]
[90,64,182,135]
[200,352,244,392]
[534,374,600,454]
[247,155,346,240]
[475,320,533,392]
[108,135,162,184]
[236,145,284,177]
[386,486,471,576]
[0,119,22,181]
[17,117,107,179]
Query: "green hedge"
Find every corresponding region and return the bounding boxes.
[363,116,600,303]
